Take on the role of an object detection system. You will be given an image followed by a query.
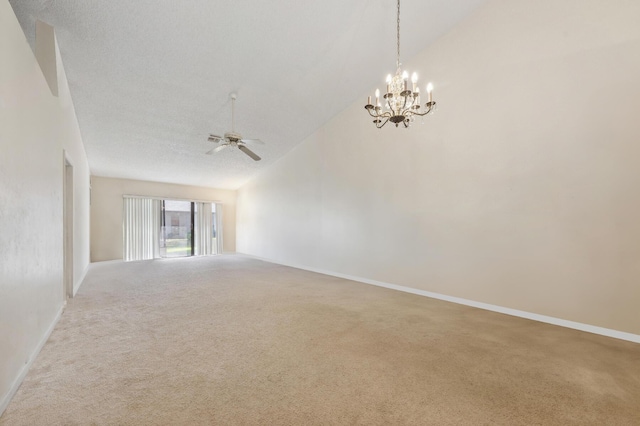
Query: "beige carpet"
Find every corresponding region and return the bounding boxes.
[1,255,639,425]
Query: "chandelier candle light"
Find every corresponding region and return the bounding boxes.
[365,0,436,128]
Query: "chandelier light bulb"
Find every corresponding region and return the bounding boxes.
[402,71,409,80]
[426,83,433,103]
[411,72,418,84]
[386,74,392,83]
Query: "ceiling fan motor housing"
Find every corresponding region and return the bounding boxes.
[225,131,242,142]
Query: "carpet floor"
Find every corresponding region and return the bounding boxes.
[1,255,639,425]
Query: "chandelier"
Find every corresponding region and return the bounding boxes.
[365,0,436,128]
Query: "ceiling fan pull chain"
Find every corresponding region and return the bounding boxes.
[231,96,235,132]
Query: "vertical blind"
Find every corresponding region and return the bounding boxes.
[123,197,161,261]
[215,203,223,254]
[194,202,213,256]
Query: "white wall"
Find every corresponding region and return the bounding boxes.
[237,0,640,335]
[0,1,91,413]
[90,176,236,261]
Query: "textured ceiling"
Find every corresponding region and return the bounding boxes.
[9,0,486,189]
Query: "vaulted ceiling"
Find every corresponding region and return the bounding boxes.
[9,0,487,189]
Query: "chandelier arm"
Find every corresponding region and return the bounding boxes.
[376,118,390,129]
[367,108,392,119]
[423,102,434,115]
[368,108,384,118]
[411,102,436,117]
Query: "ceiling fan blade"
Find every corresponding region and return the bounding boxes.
[238,144,261,161]
[208,134,224,143]
[206,144,229,155]
[240,138,264,145]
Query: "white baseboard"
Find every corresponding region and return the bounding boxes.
[237,253,640,344]
[91,259,124,265]
[0,304,65,416]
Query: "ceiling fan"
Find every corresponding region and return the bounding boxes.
[206,93,263,161]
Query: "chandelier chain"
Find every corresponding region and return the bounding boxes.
[396,0,401,69]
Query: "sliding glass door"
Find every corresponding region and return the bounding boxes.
[160,200,194,258]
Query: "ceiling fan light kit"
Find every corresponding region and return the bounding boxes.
[365,0,436,129]
[206,93,263,161]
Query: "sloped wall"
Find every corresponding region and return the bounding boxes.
[237,0,640,335]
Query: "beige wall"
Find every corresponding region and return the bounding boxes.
[90,176,237,261]
[238,0,640,335]
[1,3,91,413]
